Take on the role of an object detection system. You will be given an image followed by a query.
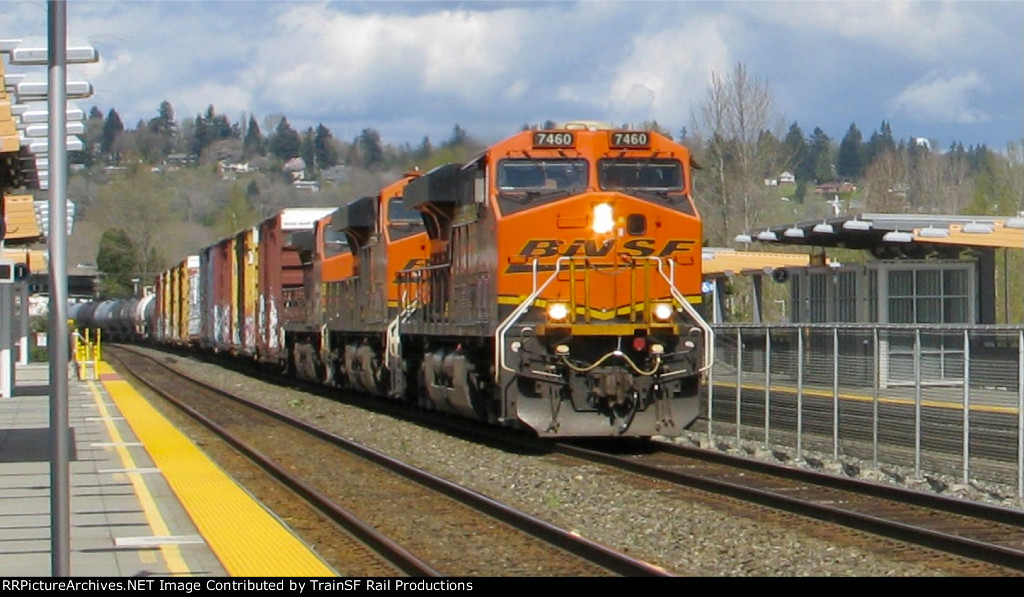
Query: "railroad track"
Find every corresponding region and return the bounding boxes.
[555,439,1024,574]
[104,345,671,577]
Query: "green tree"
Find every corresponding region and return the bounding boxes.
[96,228,139,298]
[782,122,812,184]
[865,121,896,166]
[191,105,234,157]
[91,169,173,285]
[243,114,266,158]
[268,117,301,160]
[147,100,177,158]
[836,123,864,179]
[808,127,833,182]
[100,108,125,163]
[215,183,260,238]
[355,128,384,168]
[313,124,338,169]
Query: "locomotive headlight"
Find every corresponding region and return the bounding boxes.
[652,302,674,322]
[547,302,570,322]
[592,203,615,234]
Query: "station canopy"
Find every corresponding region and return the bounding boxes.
[734,213,1024,254]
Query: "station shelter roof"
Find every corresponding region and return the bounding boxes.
[702,248,812,278]
[0,60,19,154]
[733,213,1024,253]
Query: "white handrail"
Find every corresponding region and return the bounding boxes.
[494,257,566,382]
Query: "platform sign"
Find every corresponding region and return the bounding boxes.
[0,260,15,284]
[14,75,93,100]
[9,43,99,65]
[20,121,84,137]
[11,102,85,123]
[23,137,84,154]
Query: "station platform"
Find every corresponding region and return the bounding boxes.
[0,360,337,577]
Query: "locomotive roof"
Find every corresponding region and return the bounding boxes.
[404,163,472,210]
[332,196,377,233]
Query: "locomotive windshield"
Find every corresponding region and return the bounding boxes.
[598,158,692,213]
[387,198,424,240]
[598,158,684,190]
[323,227,348,257]
[496,158,588,214]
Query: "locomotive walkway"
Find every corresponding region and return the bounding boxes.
[0,361,335,577]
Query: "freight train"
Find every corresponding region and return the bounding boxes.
[73,123,714,438]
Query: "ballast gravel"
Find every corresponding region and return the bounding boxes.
[139,348,1021,577]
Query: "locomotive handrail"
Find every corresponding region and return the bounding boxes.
[494,256,715,383]
[385,292,422,368]
[658,258,715,374]
[494,257,567,382]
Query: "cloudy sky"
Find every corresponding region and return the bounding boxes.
[5,1,1022,151]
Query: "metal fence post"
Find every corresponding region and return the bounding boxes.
[873,327,879,466]
[797,327,804,460]
[1018,329,1023,499]
[736,328,742,446]
[963,329,970,484]
[833,326,839,461]
[914,328,922,478]
[764,328,771,445]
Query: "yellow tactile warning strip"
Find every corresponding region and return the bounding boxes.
[95,360,337,576]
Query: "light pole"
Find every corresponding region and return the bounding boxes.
[2,5,97,575]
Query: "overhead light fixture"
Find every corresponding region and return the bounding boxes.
[812,221,835,234]
[882,229,913,243]
[757,230,778,241]
[1004,212,1024,229]
[843,217,872,231]
[963,221,994,234]
[783,226,805,238]
[918,226,950,238]
[734,233,752,244]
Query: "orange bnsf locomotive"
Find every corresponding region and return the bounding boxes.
[282,123,712,437]
[104,123,712,438]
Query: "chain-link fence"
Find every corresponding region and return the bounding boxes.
[701,324,1024,498]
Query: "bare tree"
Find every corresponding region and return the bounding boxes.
[692,62,786,244]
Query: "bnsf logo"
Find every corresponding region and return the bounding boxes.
[506,238,696,273]
[517,238,695,258]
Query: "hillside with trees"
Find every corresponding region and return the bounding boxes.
[57,61,1023,299]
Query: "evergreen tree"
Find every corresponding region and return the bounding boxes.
[81,106,105,168]
[782,122,811,183]
[808,127,833,182]
[100,108,125,162]
[268,117,301,160]
[191,105,234,157]
[147,100,177,158]
[445,124,468,148]
[415,136,433,161]
[836,123,864,179]
[242,115,266,158]
[356,128,384,168]
[865,121,896,166]
[313,124,338,169]
[300,126,316,171]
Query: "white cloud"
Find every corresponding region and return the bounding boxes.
[3,1,1019,149]
[556,15,734,128]
[887,71,991,125]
